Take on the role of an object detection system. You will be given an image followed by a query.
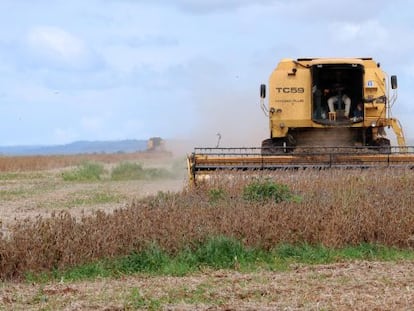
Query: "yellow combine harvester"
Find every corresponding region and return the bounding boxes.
[188,57,414,183]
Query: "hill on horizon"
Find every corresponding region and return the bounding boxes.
[0,139,148,156]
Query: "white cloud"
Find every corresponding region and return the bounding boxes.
[26,26,103,71]
[28,26,84,60]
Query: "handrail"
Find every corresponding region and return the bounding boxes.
[193,146,414,157]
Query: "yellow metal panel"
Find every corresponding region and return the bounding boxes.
[269,60,311,122]
[309,58,365,66]
[364,103,386,118]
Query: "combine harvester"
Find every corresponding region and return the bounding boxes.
[188,57,414,184]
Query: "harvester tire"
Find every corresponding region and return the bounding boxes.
[261,138,294,155]
[375,137,391,154]
[261,139,277,155]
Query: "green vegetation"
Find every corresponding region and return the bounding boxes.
[0,188,29,201]
[243,179,302,203]
[206,180,302,205]
[62,161,105,181]
[65,190,124,207]
[61,161,174,182]
[26,237,414,283]
[207,188,227,203]
[125,287,161,310]
[0,182,57,202]
[0,172,46,180]
[111,161,172,181]
[110,162,146,180]
[273,243,410,264]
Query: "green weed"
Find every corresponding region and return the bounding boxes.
[110,162,145,180]
[125,287,161,310]
[113,244,170,275]
[111,162,172,180]
[65,191,123,207]
[0,188,29,200]
[62,162,105,182]
[24,238,414,284]
[243,179,301,203]
[194,236,257,269]
[274,243,335,264]
[208,188,226,204]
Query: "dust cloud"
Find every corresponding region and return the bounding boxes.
[187,87,268,150]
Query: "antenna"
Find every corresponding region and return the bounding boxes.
[216,133,222,148]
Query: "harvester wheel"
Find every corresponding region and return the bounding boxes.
[375,137,391,154]
[261,137,294,155]
[261,139,274,155]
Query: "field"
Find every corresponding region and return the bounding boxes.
[0,152,414,310]
[0,152,184,228]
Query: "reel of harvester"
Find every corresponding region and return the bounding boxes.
[187,146,414,185]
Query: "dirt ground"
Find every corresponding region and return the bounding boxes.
[0,164,186,231]
[1,159,413,310]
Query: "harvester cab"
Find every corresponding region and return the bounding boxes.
[311,63,364,123]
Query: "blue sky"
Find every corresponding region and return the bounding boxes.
[0,0,413,147]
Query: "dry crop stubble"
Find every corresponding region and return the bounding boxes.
[0,152,173,172]
[190,168,414,248]
[2,261,414,310]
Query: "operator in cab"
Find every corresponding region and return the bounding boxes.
[324,82,351,118]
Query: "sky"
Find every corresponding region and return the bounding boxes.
[0,0,413,147]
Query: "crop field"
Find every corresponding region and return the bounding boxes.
[0,152,414,310]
